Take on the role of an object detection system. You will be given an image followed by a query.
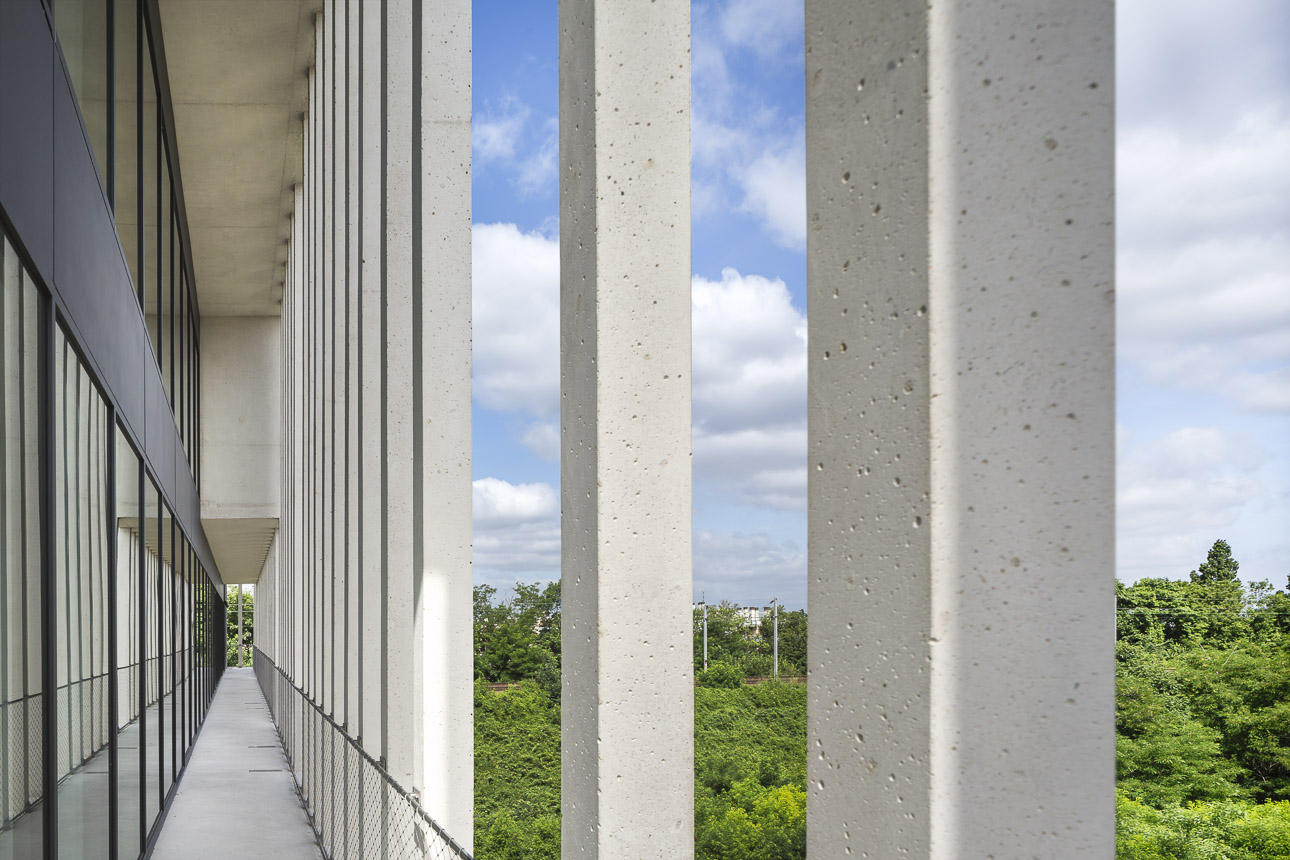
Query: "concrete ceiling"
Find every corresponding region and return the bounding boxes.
[159,0,317,317]
[205,518,280,584]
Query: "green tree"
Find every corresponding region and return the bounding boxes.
[757,609,806,676]
[1116,674,1248,806]
[225,586,254,667]
[474,582,561,685]
[1192,539,1240,585]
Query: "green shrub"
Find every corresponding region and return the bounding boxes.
[1117,792,1290,860]
[698,661,744,689]
[696,779,806,860]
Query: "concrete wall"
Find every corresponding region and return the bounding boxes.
[199,316,281,520]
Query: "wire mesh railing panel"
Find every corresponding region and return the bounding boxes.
[252,649,472,860]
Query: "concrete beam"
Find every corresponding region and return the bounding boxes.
[558,0,694,856]
[805,0,1115,855]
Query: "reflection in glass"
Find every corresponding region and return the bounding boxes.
[114,0,139,288]
[142,478,160,835]
[53,325,112,859]
[158,504,174,799]
[159,151,173,407]
[143,31,160,361]
[55,0,111,182]
[115,424,142,860]
[0,231,44,860]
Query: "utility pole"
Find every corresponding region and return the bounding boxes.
[237,583,243,667]
[770,598,779,681]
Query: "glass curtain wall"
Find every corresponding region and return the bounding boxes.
[0,230,44,860]
[52,326,111,859]
[0,225,225,859]
[60,0,201,475]
[114,425,142,860]
[54,0,111,185]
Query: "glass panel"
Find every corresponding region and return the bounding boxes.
[0,233,44,860]
[114,0,139,288]
[142,33,159,358]
[114,424,142,860]
[142,478,160,835]
[158,505,174,798]
[160,155,173,407]
[53,326,111,859]
[55,0,110,183]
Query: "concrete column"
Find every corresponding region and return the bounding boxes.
[344,0,362,741]
[804,0,1115,855]
[358,0,384,761]
[414,0,473,846]
[381,0,417,788]
[558,0,693,856]
[292,184,305,687]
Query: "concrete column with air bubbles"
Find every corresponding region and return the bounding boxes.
[558,0,695,855]
[805,0,1116,855]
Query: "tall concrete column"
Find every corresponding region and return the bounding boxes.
[357,0,385,762]
[558,1,693,856]
[805,0,1115,855]
[381,0,417,788]
[414,0,473,846]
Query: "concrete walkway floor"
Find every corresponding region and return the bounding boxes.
[151,667,321,860]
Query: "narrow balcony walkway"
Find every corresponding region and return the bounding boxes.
[151,668,320,860]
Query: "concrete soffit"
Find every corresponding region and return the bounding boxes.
[158,0,318,318]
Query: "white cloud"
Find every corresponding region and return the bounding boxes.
[692,269,807,508]
[1117,427,1267,581]
[473,98,530,163]
[735,136,806,250]
[520,422,560,461]
[516,119,558,198]
[690,3,806,250]
[1117,109,1290,413]
[472,223,560,417]
[473,237,809,510]
[472,98,558,198]
[473,477,558,528]
[717,0,804,61]
[472,478,561,584]
[1117,0,1290,140]
[693,530,806,607]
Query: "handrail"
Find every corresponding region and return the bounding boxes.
[252,648,473,860]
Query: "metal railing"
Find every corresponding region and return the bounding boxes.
[252,648,472,860]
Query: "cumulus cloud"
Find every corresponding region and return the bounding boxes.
[1117,427,1267,581]
[472,237,809,512]
[690,1,805,250]
[472,223,560,416]
[692,268,807,508]
[472,478,561,582]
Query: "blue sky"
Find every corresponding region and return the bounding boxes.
[469,0,1290,609]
